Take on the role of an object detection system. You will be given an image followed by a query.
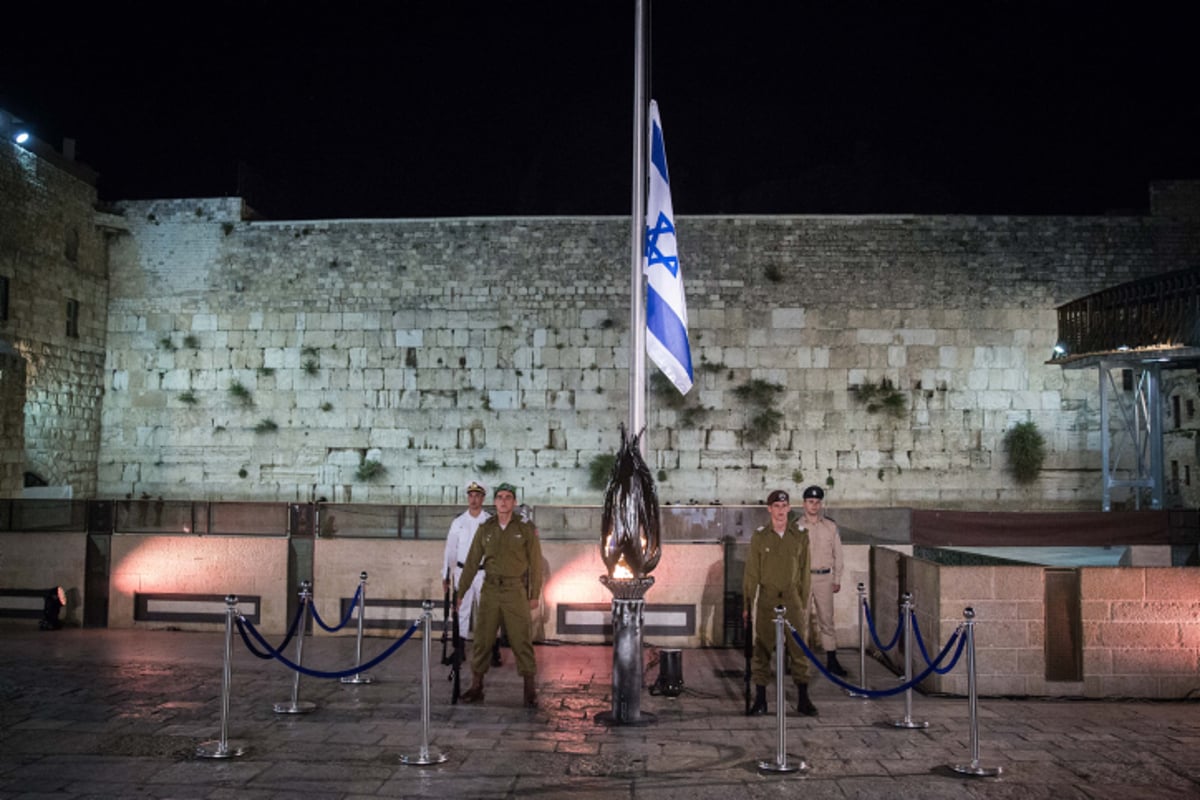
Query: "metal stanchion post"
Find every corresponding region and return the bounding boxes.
[275,580,317,714]
[891,592,927,729]
[756,606,808,775]
[951,607,1002,777]
[197,595,248,758]
[401,600,448,765]
[341,571,374,685]
[846,582,869,698]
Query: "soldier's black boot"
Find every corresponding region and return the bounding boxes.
[748,684,768,715]
[491,640,503,667]
[461,674,485,703]
[826,650,849,678]
[523,675,538,708]
[795,682,818,716]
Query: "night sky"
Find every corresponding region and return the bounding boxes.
[3,3,1196,220]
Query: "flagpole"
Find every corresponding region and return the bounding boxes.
[629,0,648,454]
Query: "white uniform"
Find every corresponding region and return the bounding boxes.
[443,508,490,638]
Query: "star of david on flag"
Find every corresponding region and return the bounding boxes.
[644,100,693,396]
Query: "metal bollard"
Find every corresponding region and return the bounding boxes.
[400,600,448,765]
[951,607,1002,777]
[274,580,317,714]
[891,593,927,729]
[756,606,808,774]
[846,582,869,698]
[341,571,375,685]
[196,595,248,758]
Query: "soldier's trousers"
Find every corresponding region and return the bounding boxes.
[471,575,536,677]
[751,591,809,685]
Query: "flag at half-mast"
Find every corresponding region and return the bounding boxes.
[644,100,693,395]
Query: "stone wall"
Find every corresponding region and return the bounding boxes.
[99,194,1200,508]
[0,347,25,496]
[0,140,110,497]
[875,550,1200,699]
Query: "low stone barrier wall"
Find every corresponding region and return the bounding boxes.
[872,548,1200,699]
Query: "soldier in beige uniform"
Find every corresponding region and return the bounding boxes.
[457,482,543,707]
[800,485,849,678]
[742,489,818,716]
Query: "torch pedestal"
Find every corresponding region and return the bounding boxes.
[594,575,656,726]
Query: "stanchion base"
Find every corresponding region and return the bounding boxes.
[845,689,870,698]
[593,710,657,727]
[340,673,374,685]
[891,718,929,729]
[951,762,1002,777]
[400,749,448,765]
[756,755,809,774]
[195,740,248,759]
[273,700,317,714]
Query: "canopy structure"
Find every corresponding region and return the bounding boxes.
[1050,267,1200,510]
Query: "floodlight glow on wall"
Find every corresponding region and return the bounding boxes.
[14,131,30,145]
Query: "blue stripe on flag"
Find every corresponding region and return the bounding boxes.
[646,285,693,386]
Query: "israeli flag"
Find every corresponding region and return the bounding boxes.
[644,100,693,395]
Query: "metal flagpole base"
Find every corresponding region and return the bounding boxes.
[340,673,374,684]
[195,740,248,759]
[273,700,317,714]
[756,755,809,774]
[891,717,928,729]
[399,747,448,766]
[951,760,1002,778]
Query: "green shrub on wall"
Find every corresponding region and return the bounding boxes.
[1004,421,1046,484]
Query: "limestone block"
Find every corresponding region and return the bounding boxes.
[770,308,805,328]
[1081,568,1145,601]
[1095,621,1183,648]
[394,329,422,347]
[1111,647,1196,674]
[1142,567,1200,600]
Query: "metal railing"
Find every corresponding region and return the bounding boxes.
[1055,267,1200,358]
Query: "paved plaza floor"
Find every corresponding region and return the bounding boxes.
[1,626,1198,799]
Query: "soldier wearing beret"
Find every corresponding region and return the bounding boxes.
[457,482,543,707]
[742,489,818,716]
[801,485,849,678]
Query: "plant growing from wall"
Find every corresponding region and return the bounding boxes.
[320,401,333,412]
[302,358,319,375]
[158,336,176,351]
[588,453,617,491]
[355,459,386,481]
[258,366,275,377]
[479,459,501,475]
[851,377,907,418]
[183,334,200,349]
[254,418,278,434]
[178,390,198,405]
[228,381,253,406]
[1003,420,1046,484]
[734,379,785,446]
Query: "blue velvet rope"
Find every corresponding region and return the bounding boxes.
[788,621,966,697]
[310,585,362,632]
[863,600,904,652]
[236,598,307,660]
[236,614,421,679]
[910,613,965,675]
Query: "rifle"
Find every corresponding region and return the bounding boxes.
[450,583,463,704]
[440,569,453,666]
[743,606,753,714]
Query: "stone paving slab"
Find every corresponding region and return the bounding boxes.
[0,627,1198,798]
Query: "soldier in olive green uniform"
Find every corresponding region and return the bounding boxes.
[742,488,818,716]
[457,482,543,707]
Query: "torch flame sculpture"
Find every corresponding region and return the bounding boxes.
[596,425,661,725]
[600,426,661,580]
